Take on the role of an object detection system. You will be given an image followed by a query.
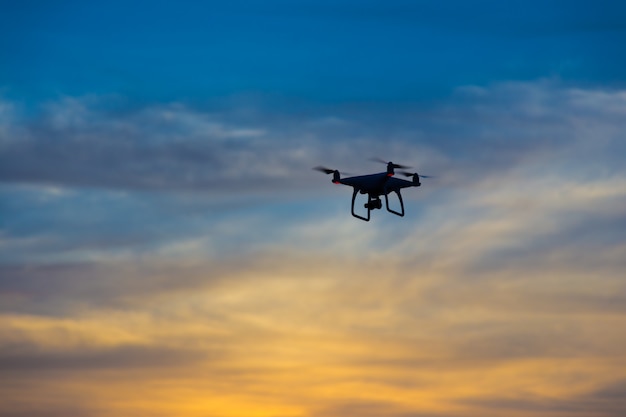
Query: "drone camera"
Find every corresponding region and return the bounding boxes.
[364,199,383,210]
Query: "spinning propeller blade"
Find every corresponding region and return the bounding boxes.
[369,157,389,164]
[369,157,411,169]
[399,171,435,178]
[313,166,352,176]
[313,166,336,175]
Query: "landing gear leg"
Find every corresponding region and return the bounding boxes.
[351,188,370,221]
[385,190,405,217]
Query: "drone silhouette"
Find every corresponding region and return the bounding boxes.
[314,158,432,221]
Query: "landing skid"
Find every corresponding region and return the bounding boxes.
[385,190,405,217]
[351,188,372,221]
[351,189,405,221]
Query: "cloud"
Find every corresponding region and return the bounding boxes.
[0,345,205,372]
[1,245,625,416]
[462,378,626,417]
[0,80,623,206]
[0,96,343,194]
[0,258,253,314]
[1,80,626,416]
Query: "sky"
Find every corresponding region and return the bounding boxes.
[1,1,626,416]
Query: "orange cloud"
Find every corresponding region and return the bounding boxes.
[1,247,625,416]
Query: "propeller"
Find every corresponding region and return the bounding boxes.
[399,171,435,179]
[369,157,411,169]
[313,166,352,176]
[313,166,337,175]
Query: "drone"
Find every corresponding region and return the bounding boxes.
[314,158,432,221]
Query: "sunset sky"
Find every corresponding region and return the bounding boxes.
[2,1,626,416]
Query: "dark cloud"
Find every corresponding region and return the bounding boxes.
[473,211,626,270]
[2,80,625,199]
[590,380,626,413]
[0,259,251,314]
[0,97,324,193]
[312,400,444,417]
[462,380,626,417]
[0,407,96,417]
[0,344,207,372]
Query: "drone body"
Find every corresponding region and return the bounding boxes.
[314,160,431,221]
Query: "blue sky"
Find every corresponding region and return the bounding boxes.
[2,1,626,416]
[2,0,626,103]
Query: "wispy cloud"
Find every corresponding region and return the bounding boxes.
[1,80,626,416]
